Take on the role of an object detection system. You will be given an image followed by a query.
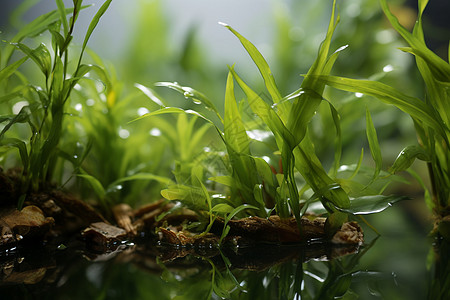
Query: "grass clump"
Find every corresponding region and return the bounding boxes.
[135,0,406,237]
[314,0,450,236]
[0,0,112,209]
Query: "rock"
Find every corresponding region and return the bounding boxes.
[82,222,127,249]
[0,206,54,246]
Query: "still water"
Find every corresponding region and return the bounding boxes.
[0,206,446,299]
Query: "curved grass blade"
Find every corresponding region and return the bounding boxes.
[311,75,447,139]
[106,172,174,194]
[135,83,166,107]
[389,145,430,174]
[0,57,28,83]
[155,81,222,122]
[366,108,382,181]
[336,195,409,215]
[219,22,282,104]
[77,0,112,67]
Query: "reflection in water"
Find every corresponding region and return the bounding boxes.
[0,235,448,299]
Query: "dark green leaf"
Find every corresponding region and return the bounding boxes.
[366,108,382,181]
[77,174,106,199]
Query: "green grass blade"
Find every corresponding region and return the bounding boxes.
[2,6,88,67]
[287,0,339,146]
[220,23,282,104]
[0,138,29,169]
[155,81,223,122]
[389,145,430,174]
[326,100,342,177]
[14,43,52,78]
[224,71,250,155]
[312,75,447,139]
[78,0,112,66]
[379,0,450,80]
[77,174,106,199]
[0,57,28,83]
[336,195,409,215]
[229,67,295,147]
[106,173,174,194]
[366,108,382,181]
[55,0,69,35]
[135,83,166,107]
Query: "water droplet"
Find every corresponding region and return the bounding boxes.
[118,128,130,139]
[383,64,394,72]
[355,92,364,98]
[149,128,161,136]
[75,103,82,111]
[86,99,95,106]
[137,107,149,116]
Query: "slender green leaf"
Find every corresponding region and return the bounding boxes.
[55,0,69,35]
[366,108,382,180]
[106,173,174,194]
[2,6,88,66]
[14,43,52,77]
[212,203,235,214]
[220,23,282,104]
[389,145,430,174]
[224,71,250,155]
[0,138,29,168]
[78,0,112,66]
[155,81,222,122]
[209,175,235,187]
[312,75,446,138]
[135,83,166,107]
[0,105,31,137]
[337,195,409,215]
[77,174,106,199]
[0,57,28,83]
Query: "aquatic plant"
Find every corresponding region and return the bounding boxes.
[135,0,406,237]
[0,0,112,209]
[314,0,450,237]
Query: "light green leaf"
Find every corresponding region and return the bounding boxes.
[14,43,52,78]
[389,145,430,174]
[155,81,222,122]
[366,108,382,181]
[220,23,282,104]
[224,71,250,155]
[311,75,446,138]
[0,57,28,83]
[212,203,235,214]
[135,83,166,107]
[337,195,409,215]
[78,0,112,65]
[106,173,174,194]
[209,175,235,187]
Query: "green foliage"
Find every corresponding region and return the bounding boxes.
[135,0,404,236]
[314,0,450,218]
[0,0,111,209]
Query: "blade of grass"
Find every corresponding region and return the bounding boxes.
[365,108,382,181]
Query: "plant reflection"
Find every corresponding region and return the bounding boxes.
[2,236,449,299]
